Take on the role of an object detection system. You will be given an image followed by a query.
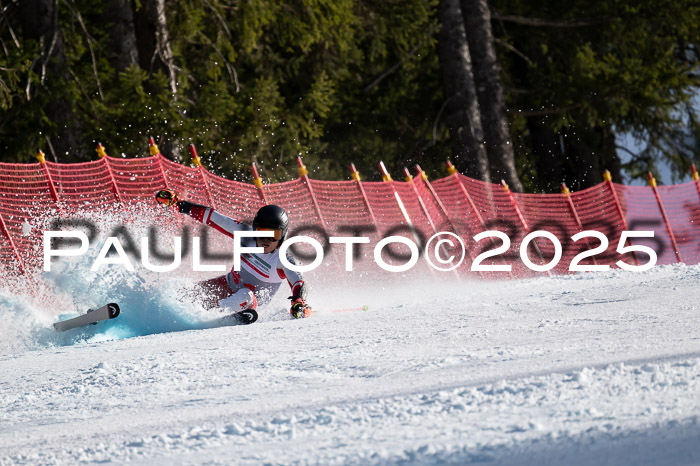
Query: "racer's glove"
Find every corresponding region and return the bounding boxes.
[155,189,178,207]
[290,297,311,319]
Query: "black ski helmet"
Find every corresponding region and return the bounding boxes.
[253,205,289,241]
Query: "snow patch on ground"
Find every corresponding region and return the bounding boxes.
[1,264,699,464]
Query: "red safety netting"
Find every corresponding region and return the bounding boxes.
[105,156,167,205]
[569,183,626,267]
[309,179,375,232]
[657,182,700,265]
[619,181,700,266]
[46,160,119,213]
[0,154,698,277]
[202,170,263,220]
[264,178,323,228]
[159,156,212,208]
[0,162,56,272]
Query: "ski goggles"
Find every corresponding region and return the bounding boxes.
[255,227,282,240]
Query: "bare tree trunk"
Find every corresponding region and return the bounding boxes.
[152,0,177,95]
[19,0,83,160]
[460,0,523,191]
[132,0,177,94]
[132,0,181,159]
[437,0,490,183]
[103,0,139,71]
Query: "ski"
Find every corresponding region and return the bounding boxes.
[216,309,258,326]
[53,303,121,332]
[232,309,258,324]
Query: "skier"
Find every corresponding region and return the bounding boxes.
[155,189,312,323]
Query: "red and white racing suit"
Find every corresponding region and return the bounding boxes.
[178,201,306,312]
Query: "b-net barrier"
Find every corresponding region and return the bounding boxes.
[1,154,699,277]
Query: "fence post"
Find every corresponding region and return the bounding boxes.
[188,144,216,208]
[405,167,464,278]
[446,161,512,278]
[502,180,549,275]
[296,156,328,229]
[414,164,458,233]
[250,162,269,204]
[561,182,597,266]
[149,136,169,189]
[36,150,60,204]
[692,164,700,202]
[648,172,682,263]
[349,163,378,228]
[403,167,439,234]
[0,211,26,274]
[379,161,422,245]
[501,180,529,231]
[446,161,486,232]
[602,170,639,266]
[96,143,125,208]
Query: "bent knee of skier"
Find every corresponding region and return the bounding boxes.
[218,288,258,312]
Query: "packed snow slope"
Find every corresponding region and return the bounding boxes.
[1,264,699,465]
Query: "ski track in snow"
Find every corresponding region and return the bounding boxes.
[0,264,699,465]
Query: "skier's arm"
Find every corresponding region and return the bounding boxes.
[177,200,248,239]
[278,252,306,299]
[155,190,248,239]
[277,251,311,318]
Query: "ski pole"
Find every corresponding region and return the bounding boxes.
[320,305,369,314]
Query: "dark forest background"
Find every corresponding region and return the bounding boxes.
[0,0,698,191]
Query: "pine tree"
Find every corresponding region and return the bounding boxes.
[491,0,700,188]
[0,0,696,189]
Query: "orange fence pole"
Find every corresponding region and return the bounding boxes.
[250,162,269,204]
[414,164,459,233]
[403,167,439,235]
[501,180,529,231]
[502,179,549,275]
[188,144,216,209]
[349,163,378,228]
[36,150,60,204]
[96,143,125,208]
[446,161,487,232]
[379,161,423,249]
[602,170,639,266]
[446,161,510,278]
[0,212,26,274]
[561,182,597,266]
[602,170,628,225]
[297,156,328,229]
[405,166,464,278]
[648,172,682,263]
[692,164,700,202]
[149,136,170,189]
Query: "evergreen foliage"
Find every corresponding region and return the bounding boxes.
[491,0,700,188]
[0,0,697,188]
